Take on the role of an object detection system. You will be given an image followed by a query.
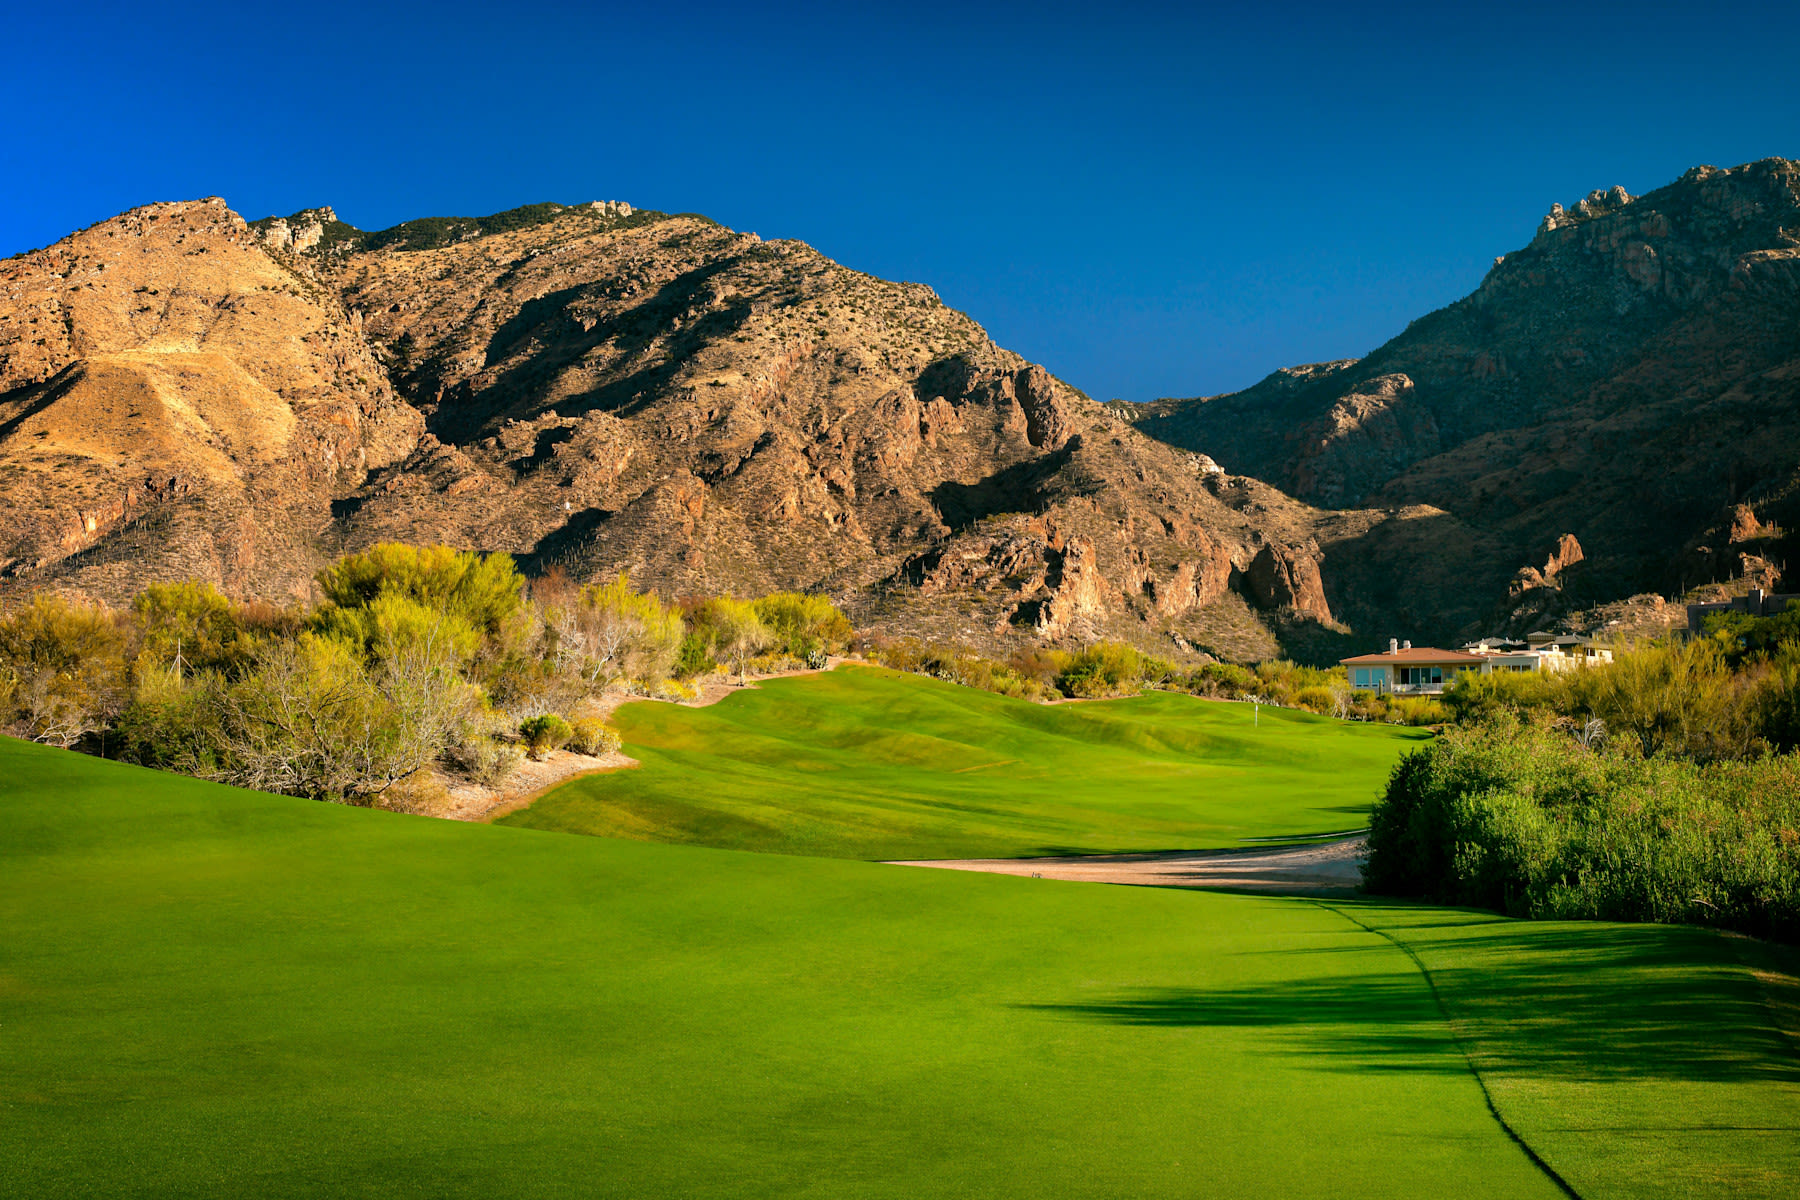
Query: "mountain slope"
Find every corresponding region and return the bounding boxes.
[1125,158,1800,635]
[0,198,421,598]
[0,200,1348,661]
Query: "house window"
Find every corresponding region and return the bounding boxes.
[1398,666,1443,687]
[1353,668,1372,688]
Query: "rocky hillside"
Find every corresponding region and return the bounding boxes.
[0,198,1350,662]
[1125,158,1800,638]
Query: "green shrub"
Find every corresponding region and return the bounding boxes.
[1364,717,1800,942]
[1057,642,1142,699]
[520,714,574,760]
[673,632,716,679]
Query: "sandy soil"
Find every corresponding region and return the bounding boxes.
[888,835,1369,897]
[441,658,857,823]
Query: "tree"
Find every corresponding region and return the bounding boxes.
[315,543,524,638]
[709,599,770,684]
[543,573,683,692]
[1594,639,1739,760]
[132,580,256,677]
[0,595,130,747]
[199,618,477,804]
[752,592,852,666]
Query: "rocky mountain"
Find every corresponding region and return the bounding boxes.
[1124,158,1800,639]
[0,198,1348,662]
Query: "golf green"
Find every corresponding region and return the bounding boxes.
[5,737,1796,1197]
[502,666,1428,858]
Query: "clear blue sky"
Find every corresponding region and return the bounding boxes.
[5,1,1796,401]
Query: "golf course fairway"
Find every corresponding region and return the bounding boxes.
[4,735,1797,1198]
[502,666,1428,858]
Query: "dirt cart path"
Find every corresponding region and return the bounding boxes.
[888,835,1367,897]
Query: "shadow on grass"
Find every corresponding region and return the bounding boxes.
[1025,919,1800,1085]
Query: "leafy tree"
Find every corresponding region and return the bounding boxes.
[707,599,770,684]
[0,595,130,747]
[132,580,256,677]
[316,544,523,638]
[752,592,852,666]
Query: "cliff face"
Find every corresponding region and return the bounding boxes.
[0,199,1341,661]
[1125,158,1800,636]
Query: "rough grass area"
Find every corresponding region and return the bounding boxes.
[501,665,1427,859]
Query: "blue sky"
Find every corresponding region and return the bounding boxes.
[4,1,1796,400]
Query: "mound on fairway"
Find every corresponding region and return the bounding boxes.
[502,666,1427,859]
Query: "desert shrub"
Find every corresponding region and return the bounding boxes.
[673,631,716,679]
[192,630,478,803]
[115,663,223,771]
[753,592,852,664]
[1057,641,1143,698]
[0,595,131,747]
[567,717,622,756]
[132,580,257,676]
[1749,644,1800,752]
[1383,695,1447,726]
[1591,638,1745,760]
[1190,661,1258,698]
[542,572,683,691]
[519,713,574,759]
[316,543,524,638]
[654,677,698,701]
[1292,685,1340,716]
[692,598,769,682]
[869,638,1052,701]
[447,734,523,787]
[1364,717,1800,942]
[377,770,452,816]
[1008,646,1070,690]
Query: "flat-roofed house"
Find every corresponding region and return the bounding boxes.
[1341,640,1485,694]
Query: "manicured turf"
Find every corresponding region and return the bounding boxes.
[501,666,1429,858]
[4,738,1796,1198]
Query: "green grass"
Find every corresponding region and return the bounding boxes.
[3,737,1796,1197]
[501,666,1428,858]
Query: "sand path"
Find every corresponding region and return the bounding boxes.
[888,834,1368,897]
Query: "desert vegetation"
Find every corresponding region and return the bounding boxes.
[0,545,853,809]
[1368,621,1800,941]
[868,636,1443,722]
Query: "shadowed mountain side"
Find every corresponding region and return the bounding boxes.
[1126,158,1800,641]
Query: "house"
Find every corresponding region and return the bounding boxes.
[1521,632,1614,668]
[1341,640,1485,694]
[1685,587,1800,636]
[1343,634,1615,693]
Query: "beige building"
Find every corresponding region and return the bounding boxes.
[1341,641,1485,695]
[1343,634,1613,694]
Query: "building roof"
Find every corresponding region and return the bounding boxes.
[1340,647,1485,666]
